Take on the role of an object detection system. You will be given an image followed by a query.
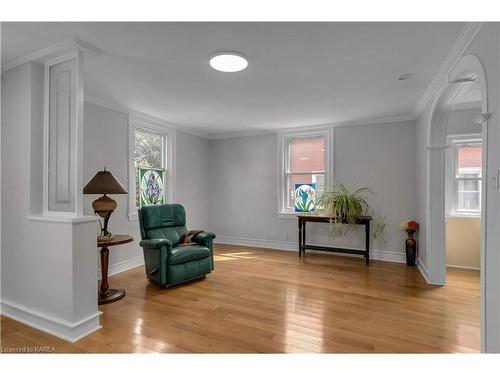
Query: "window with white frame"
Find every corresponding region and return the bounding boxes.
[447,135,482,216]
[129,116,175,219]
[279,129,332,214]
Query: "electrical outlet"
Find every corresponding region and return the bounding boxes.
[281,232,288,241]
[490,169,500,190]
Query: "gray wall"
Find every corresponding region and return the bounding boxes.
[83,102,211,271]
[209,121,417,260]
[176,131,211,230]
[1,63,32,301]
[208,134,280,239]
[83,103,138,270]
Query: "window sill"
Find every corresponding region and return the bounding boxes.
[446,213,481,219]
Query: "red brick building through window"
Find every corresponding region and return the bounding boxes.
[454,143,482,213]
[287,136,325,209]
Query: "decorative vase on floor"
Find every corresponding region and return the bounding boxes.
[405,230,417,266]
[400,220,419,266]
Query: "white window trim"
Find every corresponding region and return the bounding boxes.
[445,133,482,218]
[128,114,176,221]
[277,127,334,218]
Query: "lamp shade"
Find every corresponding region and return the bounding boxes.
[83,169,128,195]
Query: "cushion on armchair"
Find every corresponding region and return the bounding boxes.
[168,245,211,265]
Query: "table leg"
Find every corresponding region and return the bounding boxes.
[99,246,110,297]
[302,221,306,257]
[365,221,370,265]
[298,219,302,257]
[98,245,126,304]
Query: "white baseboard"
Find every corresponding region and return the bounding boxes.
[215,235,406,263]
[447,264,481,271]
[216,236,297,251]
[416,257,432,284]
[98,256,144,280]
[416,258,448,285]
[0,299,102,343]
[1,255,143,343]
[369,249,406,263]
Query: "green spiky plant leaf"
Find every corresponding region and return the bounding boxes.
[316,184,376,238]
[372,212,387,241]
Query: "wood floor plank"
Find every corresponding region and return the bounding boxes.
[0,244,480,353]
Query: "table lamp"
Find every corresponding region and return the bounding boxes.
[83,167,128,241]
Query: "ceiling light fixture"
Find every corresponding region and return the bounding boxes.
[209,52,248,73]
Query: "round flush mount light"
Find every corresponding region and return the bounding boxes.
[209,52,248,72]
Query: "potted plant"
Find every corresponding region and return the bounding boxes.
[315,184,378,237]
[315,184,387,240]
[399,220,419,266]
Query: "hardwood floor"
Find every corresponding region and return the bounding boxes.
[0,244,480,353]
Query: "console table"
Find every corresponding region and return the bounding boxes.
[297,214,372,265]
[97,234,134,304]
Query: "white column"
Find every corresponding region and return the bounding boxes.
[1,39,102,342]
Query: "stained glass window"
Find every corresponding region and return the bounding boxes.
[134,128,166,207]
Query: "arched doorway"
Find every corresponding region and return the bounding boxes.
[426,54,488,350]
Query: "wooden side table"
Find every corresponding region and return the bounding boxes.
[97,234,134,305]
[297,214,372,265]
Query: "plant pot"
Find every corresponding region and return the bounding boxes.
[405,230,417,266]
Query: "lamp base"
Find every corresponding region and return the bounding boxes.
[92,194,116,240]
[92,194,117,212]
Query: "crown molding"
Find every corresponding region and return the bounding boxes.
[314,113,416,129]
[276,113,417,134]
[84,94,212,140]
[412,22,484,118]
[1,37,103,74]
[208,113,416,140]
[207,129,276,140]
[86,93,416,141]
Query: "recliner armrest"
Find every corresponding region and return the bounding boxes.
[193,232,216,247]
[139,238,173,249]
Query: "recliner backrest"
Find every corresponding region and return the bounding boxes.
[138,203,187,246]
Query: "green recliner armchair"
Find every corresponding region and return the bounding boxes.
[138,203,215,287]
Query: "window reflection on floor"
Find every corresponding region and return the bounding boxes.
[214,252,256,261]
[133,318,144,335]
[284,286,325,352]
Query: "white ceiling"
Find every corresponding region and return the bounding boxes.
[1,22,466,137]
